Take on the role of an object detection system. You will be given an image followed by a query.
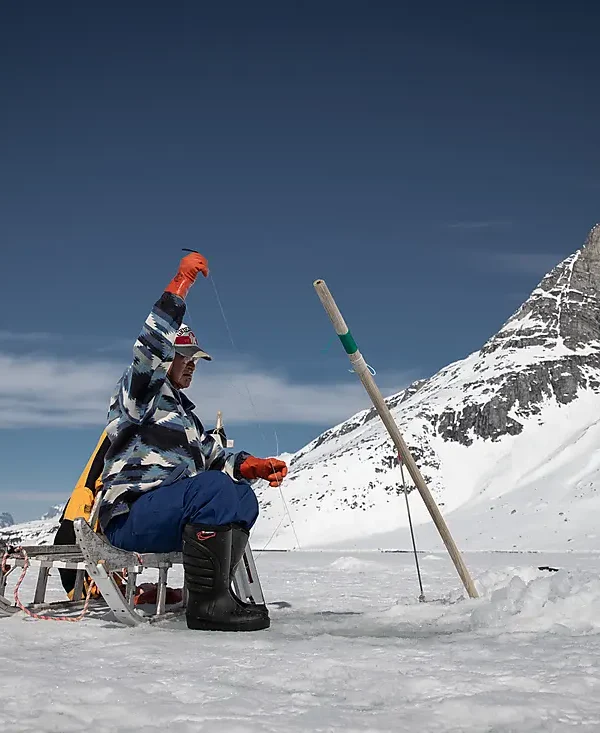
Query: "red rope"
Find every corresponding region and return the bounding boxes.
[12,547,96,623]
[1,549,12,575]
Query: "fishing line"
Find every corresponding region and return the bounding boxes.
[189,262,301,550]
[272,428,301,551]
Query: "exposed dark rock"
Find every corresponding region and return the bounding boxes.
[0,513,14,529]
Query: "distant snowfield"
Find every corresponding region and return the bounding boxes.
[3,551,600,731]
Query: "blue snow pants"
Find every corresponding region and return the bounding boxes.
[103,471,259,553]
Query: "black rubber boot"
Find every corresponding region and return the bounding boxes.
[230,525,269,617]
[182,524,270,631]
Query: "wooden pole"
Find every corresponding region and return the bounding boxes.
[313,279,479,599]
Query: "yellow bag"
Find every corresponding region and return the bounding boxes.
[61,431,109,528]
[54,432,111,599]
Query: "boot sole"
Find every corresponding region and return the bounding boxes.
[186,616,271,632]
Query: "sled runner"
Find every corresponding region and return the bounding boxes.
[0,412,266,626]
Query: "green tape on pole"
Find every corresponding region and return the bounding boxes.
[338,331,358,354]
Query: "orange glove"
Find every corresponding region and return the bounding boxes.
[240,456,288,487]
[165,253,209,299]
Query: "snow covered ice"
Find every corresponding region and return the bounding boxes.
[3,551,600,732]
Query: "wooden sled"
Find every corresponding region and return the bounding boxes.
[0,517,265,626]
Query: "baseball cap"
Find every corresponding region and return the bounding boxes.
[174,324,212,361]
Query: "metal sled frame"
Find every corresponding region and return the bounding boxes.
[0,518,265,626]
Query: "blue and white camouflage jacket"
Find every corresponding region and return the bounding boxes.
[98,291,252,530]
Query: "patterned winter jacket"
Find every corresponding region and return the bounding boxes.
[98,291,252,530]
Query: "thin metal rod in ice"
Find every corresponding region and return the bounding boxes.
[313,278,479,600]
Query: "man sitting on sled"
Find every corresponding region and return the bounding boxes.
[97,252,287,631]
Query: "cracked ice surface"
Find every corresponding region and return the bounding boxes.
[2,551,600,732]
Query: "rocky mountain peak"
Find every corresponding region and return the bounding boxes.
[0,513,14,529]
[482,223,600,356]
[40,505,64,521]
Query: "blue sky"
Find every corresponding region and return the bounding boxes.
[1,1,599,521]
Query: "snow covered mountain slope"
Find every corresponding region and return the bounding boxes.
[0,505,64,546]
[251,223,600,552]
[0,514,61,546]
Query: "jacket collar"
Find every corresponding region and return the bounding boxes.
[166,378,196,412]
[180,391,196,412]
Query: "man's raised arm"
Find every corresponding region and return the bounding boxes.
[119,253,208,423]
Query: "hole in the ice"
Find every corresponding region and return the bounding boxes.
[316,611,362,617]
